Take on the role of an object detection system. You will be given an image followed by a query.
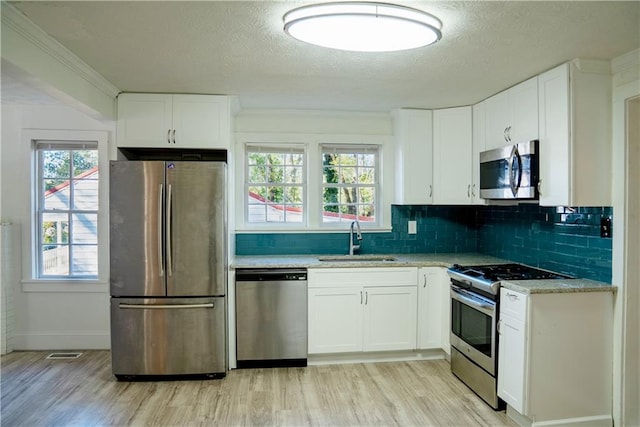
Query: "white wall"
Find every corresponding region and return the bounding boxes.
[1,103,115,350]
[611,49,640,427]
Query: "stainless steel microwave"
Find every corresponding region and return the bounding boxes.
[479,140,539,200]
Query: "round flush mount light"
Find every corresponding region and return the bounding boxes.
[283,2,442,52]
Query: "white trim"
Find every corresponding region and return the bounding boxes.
[1,4,120,100]
[12,331,110,350]
[22,280,108,293]
[235,132,393,232]
[21,129,110,286]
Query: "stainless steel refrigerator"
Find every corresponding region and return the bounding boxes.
[109,161,227,379]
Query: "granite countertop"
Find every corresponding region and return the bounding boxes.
[501,278,616,294]
[231,253,507,269]
[231,253,615,294]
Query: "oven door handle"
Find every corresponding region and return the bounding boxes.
[451,289,495,316]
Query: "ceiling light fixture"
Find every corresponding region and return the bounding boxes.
[283,2,442,53]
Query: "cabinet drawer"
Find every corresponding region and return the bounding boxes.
[500,288,527,320]
[309,267,417,288]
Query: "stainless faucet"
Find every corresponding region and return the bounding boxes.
[349,220,362,255]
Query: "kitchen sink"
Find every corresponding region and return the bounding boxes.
[317,255,397,262]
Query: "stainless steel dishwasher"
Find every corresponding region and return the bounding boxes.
[235,268,307,368]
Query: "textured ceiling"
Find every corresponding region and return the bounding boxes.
[4,1,640,112]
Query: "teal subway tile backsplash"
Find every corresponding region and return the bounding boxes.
[236,204,613,283]
[476,205,612,283]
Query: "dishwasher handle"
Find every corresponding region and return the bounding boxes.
[235,268,307,282]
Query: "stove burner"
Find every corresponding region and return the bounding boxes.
[450,263,572,282]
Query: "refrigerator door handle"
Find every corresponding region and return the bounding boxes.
[119,303,215,310]
[158,184,164,277]
[166,183,173,277]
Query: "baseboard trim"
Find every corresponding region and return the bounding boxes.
[12,331,110,350]
[507,405,612,427]
[308,348,446,366]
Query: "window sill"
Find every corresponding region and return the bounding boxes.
[22,280,108,293]
[235,227,392,234]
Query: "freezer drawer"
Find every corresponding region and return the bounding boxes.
[110,297,226,378]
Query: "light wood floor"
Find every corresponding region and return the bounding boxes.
[1,351,514,426]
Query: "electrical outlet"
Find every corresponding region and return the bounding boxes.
[408,220,417,235]
[600,217,612,238]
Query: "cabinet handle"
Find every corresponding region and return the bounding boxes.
[428,184,433,198]
[423,274,427,288]
[497,319,502,335]
[467,184,471,198]
[537,179,542,196]
[506,292,519,301]
[360,291,363,305]
[504,127,509,142]
[172,129,176,144]
[365,291,368,305]
[167,129,171,144]
[507,125,512,141]
[471,183,476,197]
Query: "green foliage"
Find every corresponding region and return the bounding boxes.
[42,149,98,192]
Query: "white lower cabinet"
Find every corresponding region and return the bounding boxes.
[497,288,614,426]
[416,267,450,353]
[308,267,417,354]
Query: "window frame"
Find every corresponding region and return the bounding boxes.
[235,132,392,232]
[22,129,109,291]
[35,141,100,279]
[319,144,380,227]
[244,144,307,227]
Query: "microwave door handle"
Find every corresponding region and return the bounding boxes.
[508,146,522,197]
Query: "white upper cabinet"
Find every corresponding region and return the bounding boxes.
[432,106,474,204]
[471,102,487,205]
[537,61,611,206]
[392,109,433,204]
[484,77,538,150]
[117,93,231,149]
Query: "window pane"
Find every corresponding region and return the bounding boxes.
[72,150,98,177]
[268,166,284,183]
[72,213,98,244]
[41,245,69,275]
[43,180,70,210]
[284,187,303,204]
[42,212,69,244]
[42,150,70,178]
[285,166,302,184]
[266,186,283,203]
[248,165,267,183]
[71,245,98,276]
[358,167,375,183]
[73,177,99,210]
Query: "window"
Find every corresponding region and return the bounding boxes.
[321,145,379,225]
[246,146,305,224]
[35,141,99,278]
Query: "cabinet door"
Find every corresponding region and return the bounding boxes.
[471,103,486,205]
[433,107,473,204]
[484,90,510,150]
[509,77,538,143]
[538,64,571,206]
[363,286,417,351]
[417,268,443,349]
[117,93,173,148]
[392,109,433,204]
[308,287,363,354]
[172,95,230,149]
[497,312,527,413]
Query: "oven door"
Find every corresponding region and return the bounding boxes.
[450,285,497,375]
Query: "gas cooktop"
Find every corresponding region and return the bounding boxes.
[447,263,573,296]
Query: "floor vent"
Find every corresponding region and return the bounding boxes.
[46,352,83,360]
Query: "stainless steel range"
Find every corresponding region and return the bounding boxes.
[447,263,571,409]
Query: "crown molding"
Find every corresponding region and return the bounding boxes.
[1,3,120,99]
